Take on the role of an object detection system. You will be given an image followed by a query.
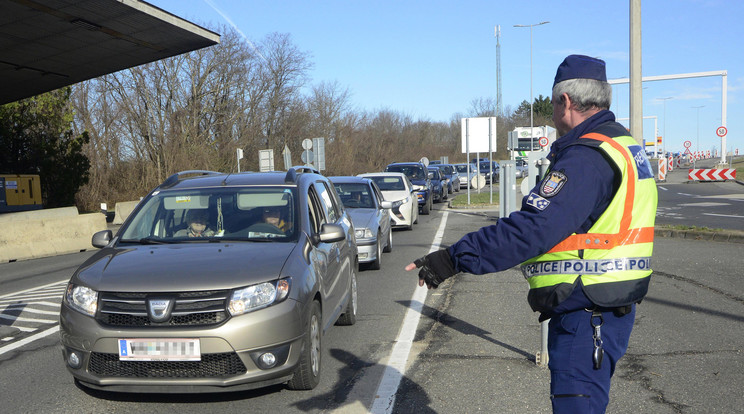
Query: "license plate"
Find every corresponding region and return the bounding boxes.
[118,338,201,361]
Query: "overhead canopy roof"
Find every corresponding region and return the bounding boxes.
[0,0,220,105]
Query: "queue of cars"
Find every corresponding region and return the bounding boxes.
[58,157,512,395]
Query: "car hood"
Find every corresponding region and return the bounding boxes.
[73,242,297,292]
[346,208,377,229]
[380,190,409,202]
[410,178,428,187]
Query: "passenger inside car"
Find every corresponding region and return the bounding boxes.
[175,209,215,238]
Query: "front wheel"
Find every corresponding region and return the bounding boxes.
[383,229,392,253]
[287,301,322,390]
[421,198,430,215]
[336,269,357,326]
[369,232,382,270]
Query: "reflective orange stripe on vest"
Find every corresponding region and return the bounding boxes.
[546,132,653,254]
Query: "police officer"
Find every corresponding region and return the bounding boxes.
[406,54,658,413]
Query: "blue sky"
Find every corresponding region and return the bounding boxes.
[150,0,742,156]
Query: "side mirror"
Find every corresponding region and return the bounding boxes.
[380,201,393,209]
[319,223,346,243]
[91,230,113,248]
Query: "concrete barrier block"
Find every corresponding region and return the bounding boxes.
[0,206,79,222]
[113,201,140,225]
[0,212,106,262]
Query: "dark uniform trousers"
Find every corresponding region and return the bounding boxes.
[548,304,636,413]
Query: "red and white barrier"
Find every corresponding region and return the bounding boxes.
[688,168,737,181]
[658,158,667,181]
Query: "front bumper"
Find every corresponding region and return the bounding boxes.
[59,297,306,392]
[356,239,379,263]
[390,204,413,227]
[415,191,429,205]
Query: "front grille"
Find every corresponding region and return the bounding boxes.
[97,290,230,327]
[88,352,246,378]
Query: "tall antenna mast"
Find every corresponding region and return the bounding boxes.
[495,25,502,116]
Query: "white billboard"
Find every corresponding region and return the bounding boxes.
[461,117,497,153]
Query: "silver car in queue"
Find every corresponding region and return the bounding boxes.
[330,176,393,271]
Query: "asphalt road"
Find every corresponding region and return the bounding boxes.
[1,187,743,413]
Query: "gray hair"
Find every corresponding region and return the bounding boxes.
[552,78,612,112]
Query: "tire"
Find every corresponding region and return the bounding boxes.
[287,300,321,390]
[383,228,392,253]
[336,269,357,326]
[421,197,430,215]
[369,232,382,270]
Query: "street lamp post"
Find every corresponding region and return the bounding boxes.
[514,21,549,152]
[657,97,673,156]
[692,105,705,154]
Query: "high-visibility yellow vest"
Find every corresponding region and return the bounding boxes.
[521,131,658,312]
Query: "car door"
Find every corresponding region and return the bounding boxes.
[312,181,350,329]
[370,182,391,243]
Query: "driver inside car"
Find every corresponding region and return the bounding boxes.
[262,207,289,233]
[175,209,215,238]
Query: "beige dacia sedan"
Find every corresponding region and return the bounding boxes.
[60,167,358,393]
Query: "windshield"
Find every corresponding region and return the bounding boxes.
[455,164,471,173]
[333,183,375,209]
[386,164,426,180]
[368,176,406,191]
[428,169,441,179]
[438,165,453,175]
[120,186,297,243]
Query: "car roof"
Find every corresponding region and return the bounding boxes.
[328,176,373,185]
[387,162,424,167]
[358,172,407,178]
[156,167,323,191]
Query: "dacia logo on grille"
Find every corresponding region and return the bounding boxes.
[147,298,174,323]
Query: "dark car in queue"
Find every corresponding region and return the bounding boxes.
[330,176,393,270]
[427,167,447,203]
[60,167,358,393]
[385,162,433,215]
[478,160,500,184]
[436,164,460,194]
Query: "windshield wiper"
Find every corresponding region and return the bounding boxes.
[119,237,170,245]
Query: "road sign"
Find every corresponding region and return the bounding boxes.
[684,140,692,149]
[688,168,737,181]
[302,139,312,150]
[716,126,727,137]
[301,150,314,164]
[258,149,274,172]
[538,136,549,148]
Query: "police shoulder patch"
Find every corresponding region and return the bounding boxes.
[539,171,568,198]
[526,192,551,211]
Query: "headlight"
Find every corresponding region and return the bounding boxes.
[229,278,291,316]
[391,197,409,208]
[65,284,98,317]
[412,185,424,191]
[354,228,374,239]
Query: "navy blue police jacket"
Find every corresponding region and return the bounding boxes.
[448,109,623,314]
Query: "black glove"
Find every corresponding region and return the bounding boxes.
[413,249,458,288]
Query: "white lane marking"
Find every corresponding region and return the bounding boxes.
[0,306,59,315]
[703,213,744,219]
[658,186,668,191]
[0,280,68,299]
[677,193,694,196]
[0,314,53,324]
[371,211,449,414]
[0,325,59,356]
[678,202,730,207]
